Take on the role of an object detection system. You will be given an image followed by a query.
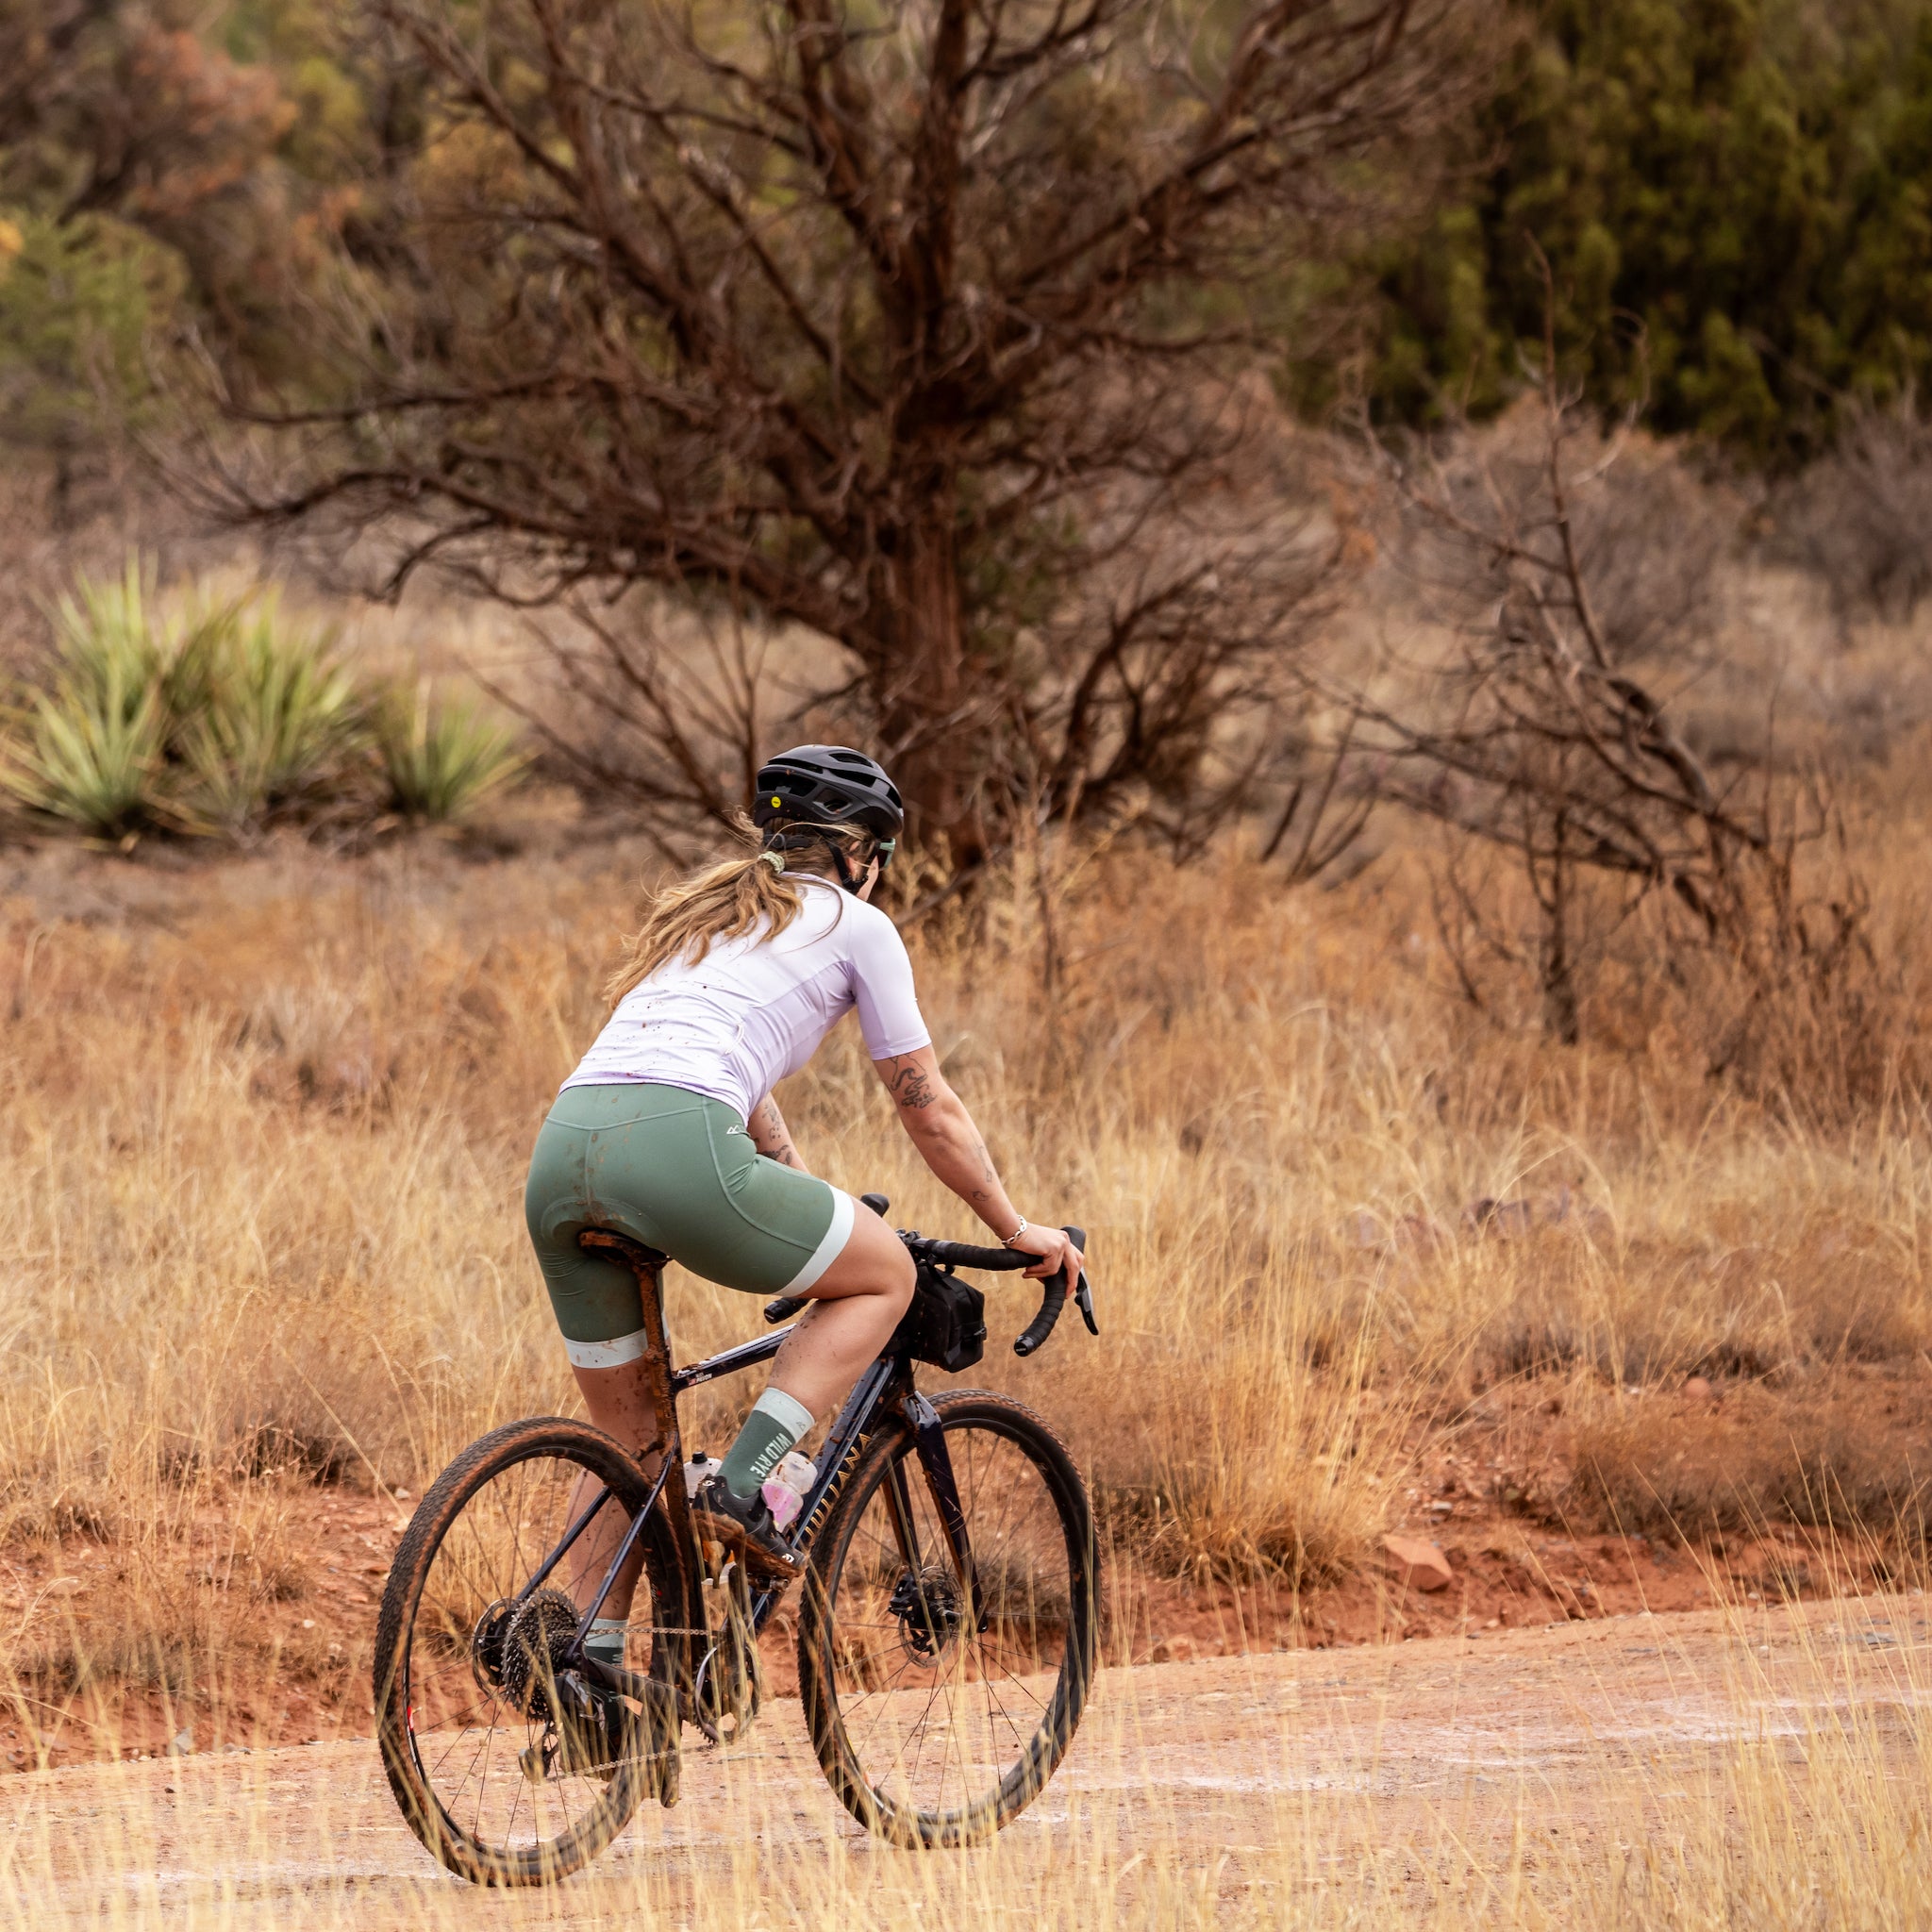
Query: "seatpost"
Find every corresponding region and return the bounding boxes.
[575,1231,682,1483]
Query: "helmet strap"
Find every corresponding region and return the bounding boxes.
[825,838,864,894]
[764,827,869,893]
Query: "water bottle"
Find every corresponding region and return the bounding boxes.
[683,1454,719,1497]
[760,1451,817,1532]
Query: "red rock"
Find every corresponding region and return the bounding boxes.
[1383,1534,1455,1592]
[1683,1375,1714,1400]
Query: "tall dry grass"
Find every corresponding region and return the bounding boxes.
[0,774,1926,1742]
[3,1604,1930,1928]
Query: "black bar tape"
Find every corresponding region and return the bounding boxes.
[924,1241,1030,1271]
[1012,1226,1086,1357]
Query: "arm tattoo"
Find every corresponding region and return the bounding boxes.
[753,1097,805,1170]
[969,1138,997,1202]
[888,1059,937,1110]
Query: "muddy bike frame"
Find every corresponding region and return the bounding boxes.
[512,1204,1094,1730]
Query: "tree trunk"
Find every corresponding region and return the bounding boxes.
[1539,830,1580,1046]
[874,493,990,872]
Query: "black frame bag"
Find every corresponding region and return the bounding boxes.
[891,1262,988,1374]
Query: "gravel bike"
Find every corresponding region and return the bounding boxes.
[372,1194,1099,1885]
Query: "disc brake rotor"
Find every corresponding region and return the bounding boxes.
[889,1563,964,1659]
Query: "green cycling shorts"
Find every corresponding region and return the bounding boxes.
[525,1082,855,1366]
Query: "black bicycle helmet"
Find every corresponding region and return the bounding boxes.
[753,745,905,841]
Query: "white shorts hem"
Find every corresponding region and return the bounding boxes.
[565,1328,651,1369]
[784,1188,856,1294]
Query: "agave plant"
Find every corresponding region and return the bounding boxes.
[376,684,528,824]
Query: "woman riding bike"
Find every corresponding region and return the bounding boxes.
[524,744,1083,1657]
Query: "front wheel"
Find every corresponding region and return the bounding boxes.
[797,1390,1098,1847]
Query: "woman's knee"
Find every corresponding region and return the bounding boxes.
[878,1244,915,1315]
[812,1207,915,1308]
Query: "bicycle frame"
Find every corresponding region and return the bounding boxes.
[537,1229,978,1707]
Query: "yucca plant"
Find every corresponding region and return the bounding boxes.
[376,684,528,824]
[8,558,527,842]
[3,561,175,836]
[171,595,366,832]
[42,557,169,716]
[3,656,165,838]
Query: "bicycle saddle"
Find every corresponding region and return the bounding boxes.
[575,1227,671,1270]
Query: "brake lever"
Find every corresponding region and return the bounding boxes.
[1074,1268,1098,1337]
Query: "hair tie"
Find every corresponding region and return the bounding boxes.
[759,850,786,874]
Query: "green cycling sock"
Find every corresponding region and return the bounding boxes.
[584,1617,627,1666]
[716,1388,814,1501]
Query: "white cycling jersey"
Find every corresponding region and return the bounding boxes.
[561,875,931,1124]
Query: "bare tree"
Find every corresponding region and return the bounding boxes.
[192,0,1478,864]
[1337,327,1858,1050]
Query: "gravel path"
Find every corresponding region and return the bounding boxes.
[8,1597,1929,1927]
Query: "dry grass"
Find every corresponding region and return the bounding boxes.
[4,1607,1932,1928]
[0,756,1923,1752]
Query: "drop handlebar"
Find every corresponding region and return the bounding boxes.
[763,1197,1096,1357]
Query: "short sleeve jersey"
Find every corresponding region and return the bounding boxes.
[561,876,930,1123]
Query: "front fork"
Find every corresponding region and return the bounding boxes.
[898,1390,986,1634]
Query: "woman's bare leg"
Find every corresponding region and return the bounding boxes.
[561,1360,654,1618]
[564,1205,913,1603]
[765,1203,915,1417]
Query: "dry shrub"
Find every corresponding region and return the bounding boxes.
[1774,396,1932,628]
[1560,1377,1932,1543]
[1388,405,1738,669]
[1356,376,1932,1120]
[5,1472,318,1703]
[1082,1267,1398,1587]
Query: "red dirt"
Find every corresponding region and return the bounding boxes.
[3,1448,1886,1774]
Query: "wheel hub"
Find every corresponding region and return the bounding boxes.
[889,1564,964,1659]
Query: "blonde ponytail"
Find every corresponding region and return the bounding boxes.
[604,818,874,1006]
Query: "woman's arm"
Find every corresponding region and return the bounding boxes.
[871,1046,1083,1281]
[748,1094,807,1171]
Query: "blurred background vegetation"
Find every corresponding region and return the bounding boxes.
[7,0,1932,481]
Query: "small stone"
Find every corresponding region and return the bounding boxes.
[166,1727,194,1757]
[1683,1375,1714,1400]
[1382,1534,1455,1592]
[1149,1635,1196,1663]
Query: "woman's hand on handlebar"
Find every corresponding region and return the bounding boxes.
[1008,1222,1083,1282]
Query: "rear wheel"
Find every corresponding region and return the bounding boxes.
[797,1390,1097,1846]
[373,1416,685,1885]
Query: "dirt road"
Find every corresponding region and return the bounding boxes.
[9,1597,1930,1927]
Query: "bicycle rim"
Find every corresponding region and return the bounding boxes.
[798,1390,1097,1846]
[373,1416,682,1885]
